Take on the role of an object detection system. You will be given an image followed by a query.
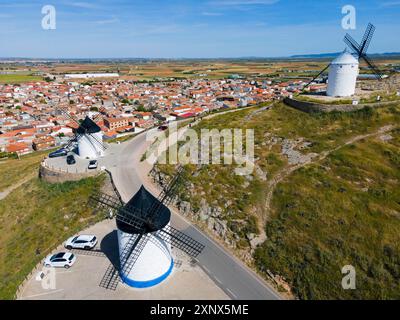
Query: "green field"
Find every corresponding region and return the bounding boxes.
[0,175,105,299]
[0,74,43,84]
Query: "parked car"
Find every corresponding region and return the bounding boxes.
[66,154,76,165]
[49,148,68,158]
[65,235,98,250]
[88,160,98,170]
[158,125,168,131]
[44,252,76,269]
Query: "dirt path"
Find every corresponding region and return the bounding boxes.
[0,174,36,201]
[261,124,396,230]
[245,103,273,121]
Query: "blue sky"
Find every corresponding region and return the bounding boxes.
[0,0,399,58]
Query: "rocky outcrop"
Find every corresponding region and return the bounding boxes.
[280,138,318,165]
[151,166,235,246]
[264,133,317,166]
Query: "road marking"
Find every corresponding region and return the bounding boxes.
[56,270,74,274]
[226,288,237,299]
[214,277,222,285]
[22,289,64,299]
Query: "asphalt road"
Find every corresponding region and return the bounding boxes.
[108,125,281,300]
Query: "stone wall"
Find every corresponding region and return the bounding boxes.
[283,97,397,113]
[39,161,101,184]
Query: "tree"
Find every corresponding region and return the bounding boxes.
[136,105,147,112]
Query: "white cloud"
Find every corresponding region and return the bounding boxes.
[380,1,400,6]
[94,17,120,25]
[209,0,279,6]
[70,2,98,9]
[202,12,224,16]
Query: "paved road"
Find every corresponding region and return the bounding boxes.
[107,126,281,300]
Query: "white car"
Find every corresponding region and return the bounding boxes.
[64,235,98,250]
[44,252,76,269]
[88,160,98,170]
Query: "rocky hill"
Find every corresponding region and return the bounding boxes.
[152,102,400,299]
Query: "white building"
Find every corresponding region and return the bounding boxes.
[327,52,359,97]
[75,117,105,159]
[64,73,119,79]
[117,186,173,288]
[118,230,172,288]
[77,132,104,159]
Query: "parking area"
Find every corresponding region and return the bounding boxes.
[43,142,122,174]
[18,219,228,300]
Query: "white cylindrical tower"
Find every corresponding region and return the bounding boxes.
[118,230,173,288]
[78,132,104,159]
[116,185,173,288]
[327,52,359,97]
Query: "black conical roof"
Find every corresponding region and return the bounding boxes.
[116,186,171,234]
[76,116,101,134]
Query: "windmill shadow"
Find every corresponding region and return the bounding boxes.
[98,230,122,290]
[100,230,120,269]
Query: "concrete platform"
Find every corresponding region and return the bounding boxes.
[43,142,123,175]
[18,219,228,300]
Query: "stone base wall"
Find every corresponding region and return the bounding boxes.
[39,162,101,184]
[283,97,397,113]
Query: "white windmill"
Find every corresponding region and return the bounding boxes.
[90,167,205,290]
[302,23,383,97]
[56,107,107,159]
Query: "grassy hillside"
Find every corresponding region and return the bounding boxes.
[0,150,52,192]
[255,129,400,299]
[154,102,400,299]
[0,175,105,299]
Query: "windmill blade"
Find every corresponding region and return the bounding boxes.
[54,106,81,127]
[119,233,150,276]
[157,225,205,258]
[88,132,108,151]
[89,192,123,209]
[99,234,146,290]
[344,34,362,56]
[361,55,383,80]
[148,166,184,218]
[92,107,106,123]
[64,133,82,150]
[301,63,331,92]
[360,23,375,55]
[90,192,149,232]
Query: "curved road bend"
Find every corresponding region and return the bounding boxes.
[106,126,281,300]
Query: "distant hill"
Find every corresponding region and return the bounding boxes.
[290,52,400,59]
